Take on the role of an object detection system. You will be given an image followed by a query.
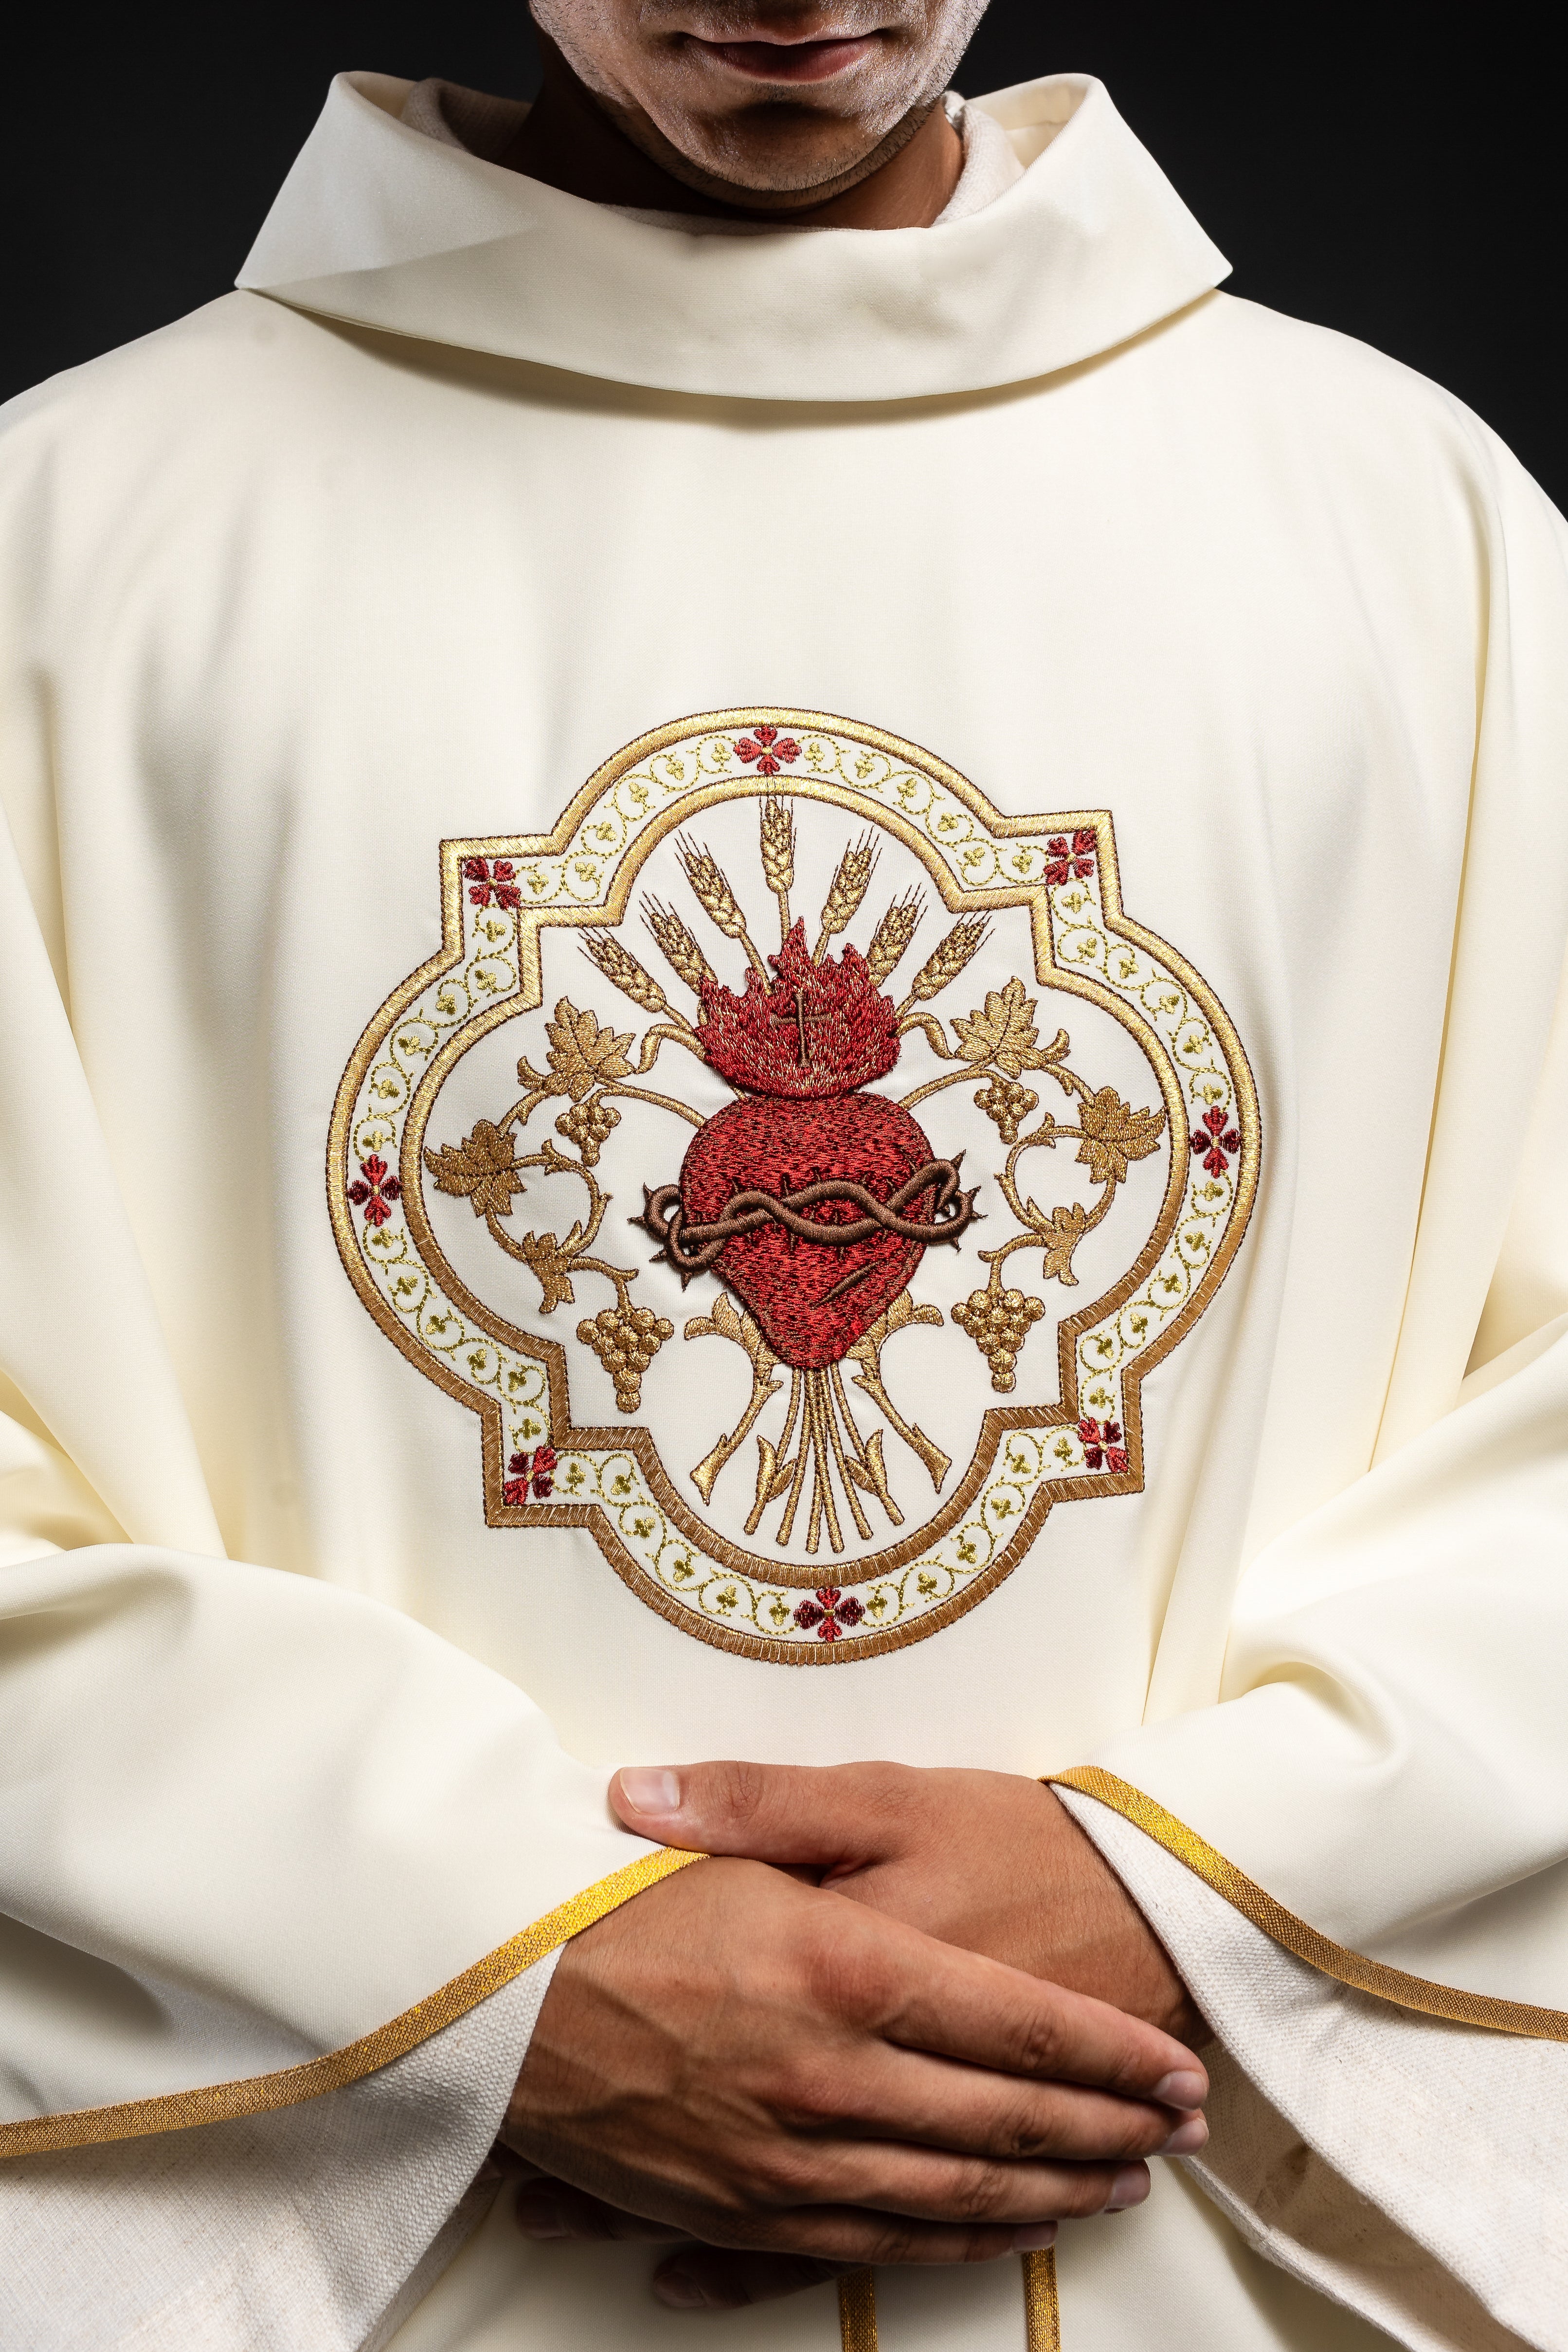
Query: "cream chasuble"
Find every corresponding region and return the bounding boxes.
[2,64,1568,2352]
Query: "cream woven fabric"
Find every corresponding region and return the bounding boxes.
[1064,1792,1562,2352]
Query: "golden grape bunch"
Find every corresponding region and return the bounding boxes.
[952,1283,1046,1392]
[556,1097,621,1166]
[577,1302,675,1412]
[974,1074,1040,1145]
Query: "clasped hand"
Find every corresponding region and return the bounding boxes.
[501,1764,1208,2311]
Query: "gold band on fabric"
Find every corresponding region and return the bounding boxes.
[1051,1768,1568,2041]
[837,2268,879,2352]
[836,2253,1053,2351]
[1023,2248,1062,2352]
[0,1846,705,2160]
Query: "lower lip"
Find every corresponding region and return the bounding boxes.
[693,36,878,82]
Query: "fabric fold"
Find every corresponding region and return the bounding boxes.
[236,72,1229,400]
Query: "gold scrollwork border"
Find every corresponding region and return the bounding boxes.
[328,710,1261,1663]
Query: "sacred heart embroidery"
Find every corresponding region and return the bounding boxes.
[330,710,1259,1662]
[643,904,978,1369]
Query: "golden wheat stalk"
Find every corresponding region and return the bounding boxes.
[812,833,879,962]
[679,841,768,977]
[898,917,990,1008]
[865,891,925,987]
[642,897,715,998]
[580,930,671,1018]
[760,798,795,942]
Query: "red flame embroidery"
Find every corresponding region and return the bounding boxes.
[697,922,900,1100]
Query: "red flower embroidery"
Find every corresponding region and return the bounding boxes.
[464,855,523,912]
[733,724,801,779]
[346,1156,402,1227]
[1078,1416,1128,1474]
[1190,1104,1243,1177]
[1044,830,1097,887]
[793,1586,866,1640]
[503,1444,558,1506]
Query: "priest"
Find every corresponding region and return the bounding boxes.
[2,4,1566,2350]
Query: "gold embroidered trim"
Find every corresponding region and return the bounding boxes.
[0,1846,704,2160]
[1051,1769,1568,2041]
[837,2267,879,2352]
[1023,2247,1062,2352]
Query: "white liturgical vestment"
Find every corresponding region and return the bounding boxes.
[1,65,1567,2352]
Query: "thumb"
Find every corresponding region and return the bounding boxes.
[611,1759,905,1869]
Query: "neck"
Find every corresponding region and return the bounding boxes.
[506,39,964,229]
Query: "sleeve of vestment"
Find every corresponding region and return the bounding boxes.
[1059,1791,1565,2352]
[0,1958,553,2352]
[0,776,690,2287]
[1050,424,1568,2352]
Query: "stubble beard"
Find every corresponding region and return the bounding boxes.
[529,0,990,205]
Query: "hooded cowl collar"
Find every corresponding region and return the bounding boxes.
[237,70,1228,402]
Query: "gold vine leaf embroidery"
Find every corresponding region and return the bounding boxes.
[1036,1201,1091,1287]
[544,1000,636,1102]
[424,1120,527,1220]
[950,977,1070,1078]
[519,1229,580,1313]
[1075,1088,1166,1187]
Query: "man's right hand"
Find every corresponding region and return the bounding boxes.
[502,1855,1208,2282]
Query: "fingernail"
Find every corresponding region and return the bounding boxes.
[1106,2165,1150,2212]
[514,2192,569,2239]
[618,1767,683,1817]
[1153,2069,1207,2108]
[654,2270,713,2309]
[1011,2222,1059,2252]
[1160,2116,1208,2156]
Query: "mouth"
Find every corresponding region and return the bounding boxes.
[685,31,882,83]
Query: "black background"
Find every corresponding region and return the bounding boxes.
[8,5,1564,504]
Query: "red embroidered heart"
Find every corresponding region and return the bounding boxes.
[678,1091,938,1369]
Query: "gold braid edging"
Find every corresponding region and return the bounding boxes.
[837,2250,1057,2352]
[0,1846,706,2159]
[1024,2247,1062,2352]
[1051,1768,1568,2041]
[837,2268,879,2352]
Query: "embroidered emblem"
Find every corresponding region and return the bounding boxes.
[329,710,1259,1662]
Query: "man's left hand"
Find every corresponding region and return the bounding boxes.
[610,1761,1204,2044]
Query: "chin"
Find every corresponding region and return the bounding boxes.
[669,114,881,196]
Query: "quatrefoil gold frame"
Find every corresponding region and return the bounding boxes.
[329,710,1260,1662]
